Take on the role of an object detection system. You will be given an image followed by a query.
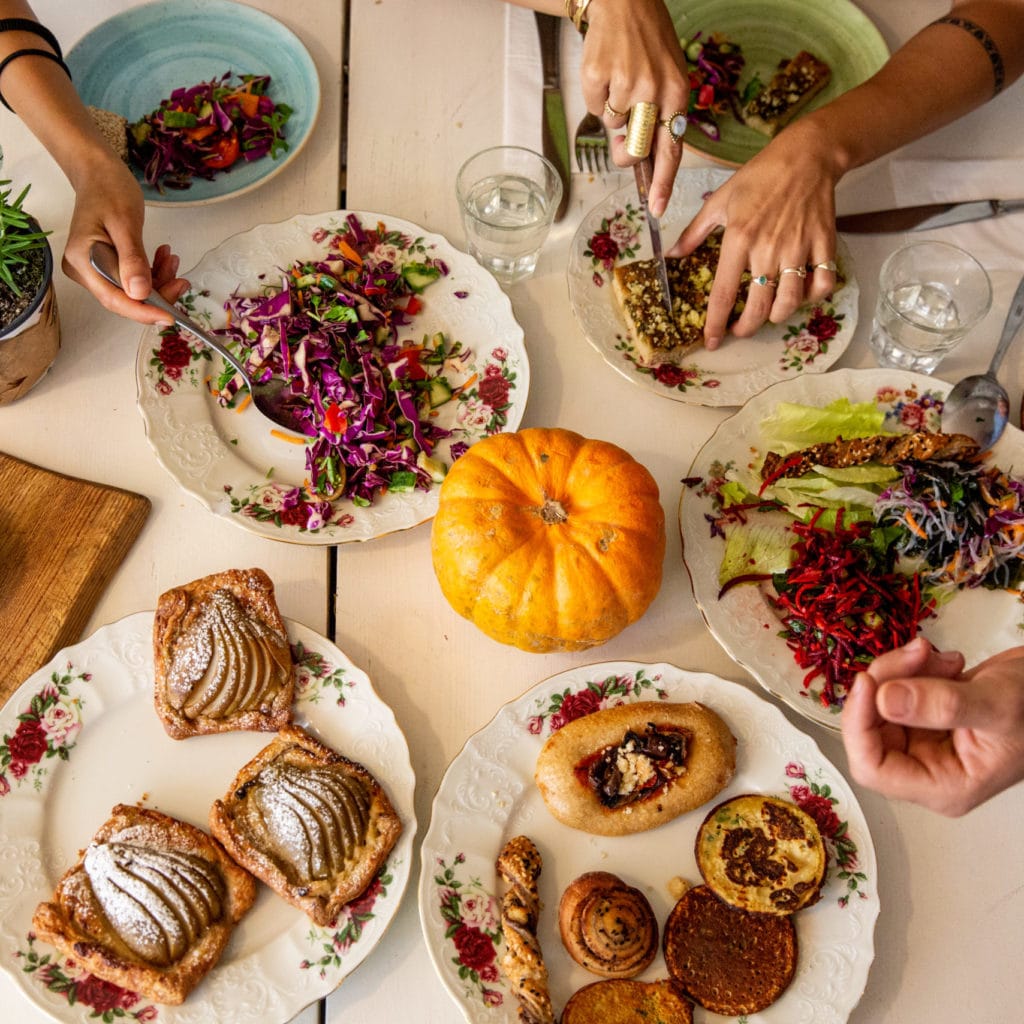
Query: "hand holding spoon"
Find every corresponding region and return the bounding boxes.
[89,240,308,435]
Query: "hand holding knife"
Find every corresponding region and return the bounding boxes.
[625,102,674,317]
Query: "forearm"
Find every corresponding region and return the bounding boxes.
[790,0,1024,179]
[0,0,120,191]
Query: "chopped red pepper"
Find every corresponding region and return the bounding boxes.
[203,131,240,169]
[323,402,348,435]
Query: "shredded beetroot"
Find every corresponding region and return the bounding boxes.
[769,512,936,710]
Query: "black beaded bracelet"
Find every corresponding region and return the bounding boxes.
[934,15,1006,95]
[0,48,73,112]
[0,17,63,57]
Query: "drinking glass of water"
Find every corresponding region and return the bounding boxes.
[869,241,992,374]
[456,146,562,285]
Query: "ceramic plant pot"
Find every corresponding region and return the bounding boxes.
[0,225,61,405]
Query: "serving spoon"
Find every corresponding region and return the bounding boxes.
[89,240,308,435]
[941,273,1024,449]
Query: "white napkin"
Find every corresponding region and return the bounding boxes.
[887,158,1024,270]
[503,6,586,154]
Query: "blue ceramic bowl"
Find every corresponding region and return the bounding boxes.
[67,0,321,206]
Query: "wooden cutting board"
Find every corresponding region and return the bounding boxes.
[0,452,150,705]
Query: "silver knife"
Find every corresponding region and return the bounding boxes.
[836,198,1024,234]
[534,12,570,222]
[626,103,673,317]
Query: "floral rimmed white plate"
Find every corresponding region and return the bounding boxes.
[679,367,1024,732]
[567,168,857,407]
[0,613,416,1024]
[136,209,528,544]
[418,661,878,1023]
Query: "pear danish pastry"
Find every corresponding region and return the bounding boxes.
[31,804,256,1005]
[153,567,295,739]
[209,724,403,926]
[558,871,658,978]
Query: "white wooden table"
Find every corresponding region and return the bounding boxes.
[2,2,1023,1023]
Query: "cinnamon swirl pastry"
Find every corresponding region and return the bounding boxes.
[495,835,555,1024]
[558,871,658,978]
[153,568,295,739]
[31,804,256,1005]
[209,724,403,926]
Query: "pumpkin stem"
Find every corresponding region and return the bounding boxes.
[540,497,568,525]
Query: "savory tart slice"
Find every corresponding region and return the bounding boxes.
[695,793,827,914]
[31,804,256,1005]
[743,50,831,136]
[611,235,748,367]
[208,725,403,926]
[153,567,295,739]
[561,979,693,1024]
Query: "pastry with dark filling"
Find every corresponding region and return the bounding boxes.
[31,804,256,1005]
[209,725,403,926]
[153,567,294,739]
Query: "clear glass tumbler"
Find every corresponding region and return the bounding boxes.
[456,146,562,286]
[869,241,992,374]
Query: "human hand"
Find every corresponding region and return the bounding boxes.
[581,0,689,217]
[61,156,188,325]
[667,119,843,348]
[841,636,1024,816]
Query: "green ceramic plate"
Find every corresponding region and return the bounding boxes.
[667,0,889,166]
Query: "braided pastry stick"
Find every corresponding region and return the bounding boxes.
[496,835,555,1024]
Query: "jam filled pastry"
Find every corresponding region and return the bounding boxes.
[495,835,555,1024]
[31,804,256,1005]
[153,567,295,739]
[209,724,403,926]
[558,871,658,978]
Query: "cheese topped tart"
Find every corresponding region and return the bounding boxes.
[209,724,403,926]
[743,51,831,136]
[695,793,827,915]
[31,804,256,1005]
[611,235,749,367]
[153,567,295,739]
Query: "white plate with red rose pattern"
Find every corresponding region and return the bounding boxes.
[567,168,857,407]
[418,661,878,1023]
[679,368,1024,732]
[136,209,528,544]
[0,612,415,1024]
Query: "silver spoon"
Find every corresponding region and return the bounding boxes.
[941,273,1024,449]
[89,240,308,435]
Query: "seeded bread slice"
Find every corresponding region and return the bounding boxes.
[743,51,831,136]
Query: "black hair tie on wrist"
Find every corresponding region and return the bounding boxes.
[0,17,63,58]
[0,48,73,112]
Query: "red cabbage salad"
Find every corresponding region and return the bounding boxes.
[695,398,1024,710]
[682,32,757,141]
[210,214,471,506]
[128,72,292,191]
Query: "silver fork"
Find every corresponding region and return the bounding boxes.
[574,111,610,173]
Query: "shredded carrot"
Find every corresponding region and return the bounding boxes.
[903,509,928,539]
[271,429,307,445]
[235,394,252,413]
[452,373,478,396]
[335,238,363,266]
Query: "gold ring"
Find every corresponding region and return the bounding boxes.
[780,266,808,279]
[604,99,626,119]
[624,102,658,159]
[752,274,778,288]
[660,110,687,144]
[814,260,838,273]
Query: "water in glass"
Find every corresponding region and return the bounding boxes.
[870,280,964,374]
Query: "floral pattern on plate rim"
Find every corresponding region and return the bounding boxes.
[579,191,854,398]
[430,667,870,1014]
[143,220,523,536]
[9,632,398,1020]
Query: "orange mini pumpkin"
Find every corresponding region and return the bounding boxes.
[430,428,666,652]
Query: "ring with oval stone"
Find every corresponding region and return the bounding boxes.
[660,110,687,144]
[751,274,778,288]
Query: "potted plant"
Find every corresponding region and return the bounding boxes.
[0,178,61,404]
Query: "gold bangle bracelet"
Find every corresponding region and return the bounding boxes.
[564,0,593,33]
